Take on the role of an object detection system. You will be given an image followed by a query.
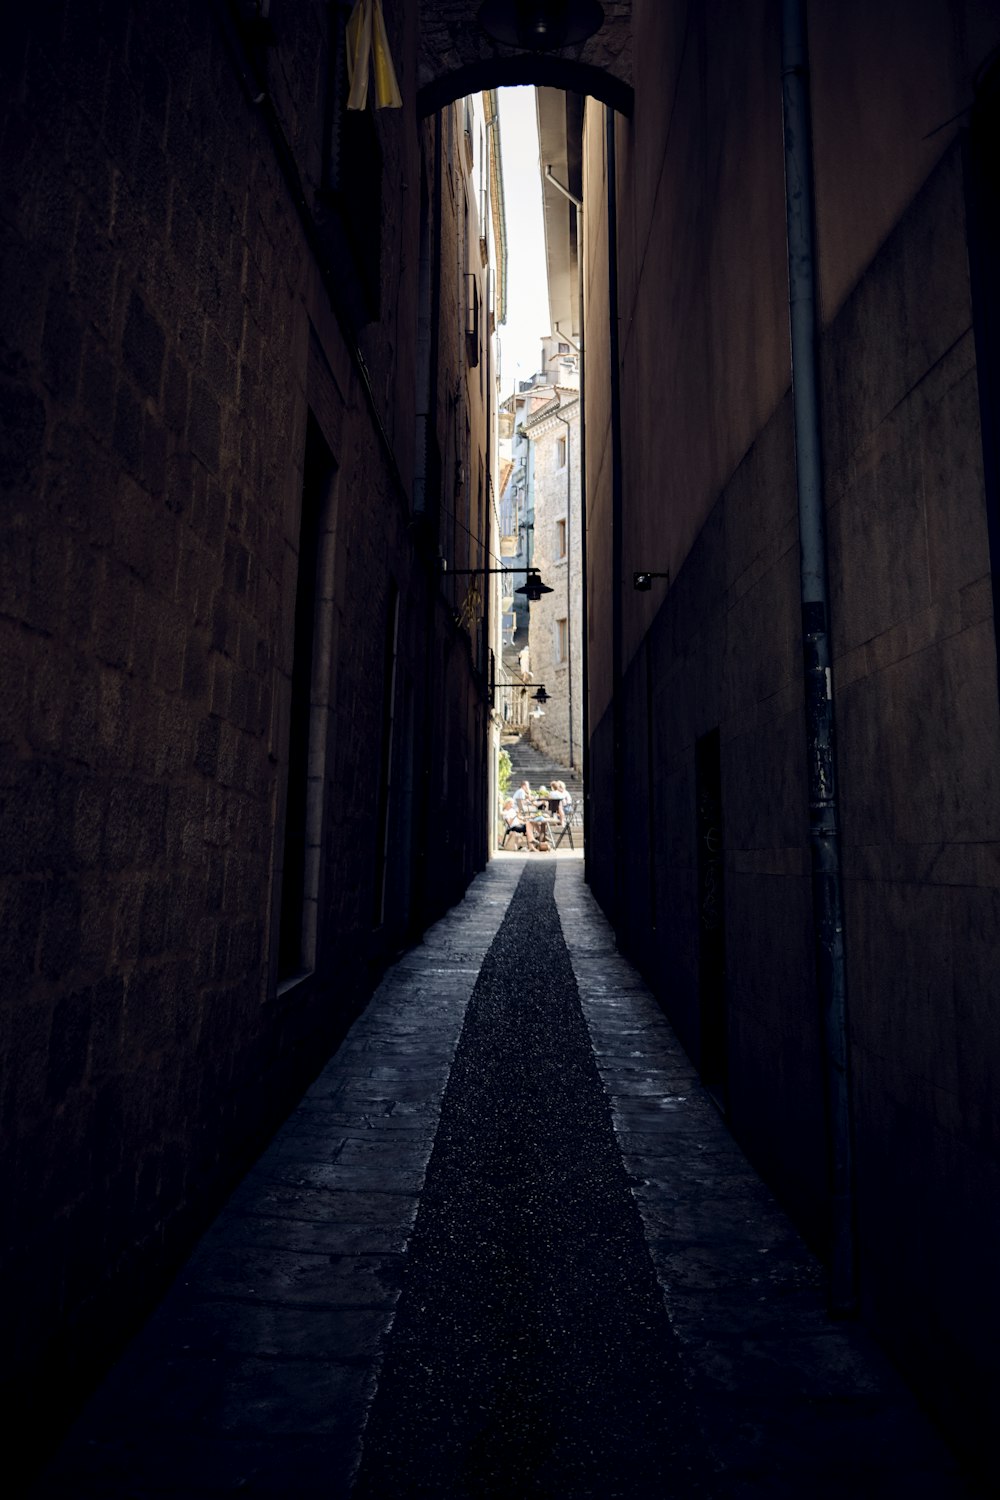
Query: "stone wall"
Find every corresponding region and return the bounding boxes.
[582,0,1000,1476]
[823,143,1000,1461]
[0,1,493,1465]
[526,400,583,771]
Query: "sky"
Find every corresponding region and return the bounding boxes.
[495,87,550,398]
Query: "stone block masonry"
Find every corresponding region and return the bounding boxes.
[526,398,583,772]
[1,3,493,1478]
[581,9,1000,1478]
[31,862,521,1498]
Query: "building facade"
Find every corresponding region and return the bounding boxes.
[522,368,583,771]
[496,375,541,727]
[576,0,1000,1478]
[0,1,504,1456]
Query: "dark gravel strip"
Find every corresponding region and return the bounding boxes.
[353,862,710,1499]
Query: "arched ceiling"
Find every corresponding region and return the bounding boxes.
[416,2,634,115]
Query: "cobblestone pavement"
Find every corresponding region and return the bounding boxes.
[32,859,970,1498]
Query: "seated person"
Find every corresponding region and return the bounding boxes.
[502,796,535,846]
[551,780,572,825]
[528,799,554,851]
[512,780,533,821]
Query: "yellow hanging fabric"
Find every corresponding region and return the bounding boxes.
[345,0,372,110]
[346,0,402,111]
[371,0,402,109]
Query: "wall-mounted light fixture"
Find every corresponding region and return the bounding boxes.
[444,564,554,602]
[633,571,670,592]
[477,0,604,52]
[517,682,549,717]
[517,571,554,602]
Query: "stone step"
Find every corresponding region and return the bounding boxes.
[502,736,583,802]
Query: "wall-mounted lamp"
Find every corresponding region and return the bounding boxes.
[532,685,549,703]
[443,564,553,602]
[477,0,604,52]
[516,570,553,602]
[633,571,670,592]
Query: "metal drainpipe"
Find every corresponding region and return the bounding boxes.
[413,111,445,936]
[578,209,589,867]
[483,264,492,864]
[781,0,857,1316]
[554,406,574,771]
[606,106,625,929]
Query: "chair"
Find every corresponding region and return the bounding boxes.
[499,812,527,849]
[552,802,580,849]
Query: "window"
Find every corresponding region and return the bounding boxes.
[465,273,480,366]
[446,100,454,181]
[558,341,570,354]
[479,126,486,227]
[464,97,475,170]
[236,0,275,42]
[696,729,727,1096]
[320,5,383,321]
[278,415,336,982]
[374,587,400,928]
[557,617,568,662]
[556,517,567,558]
[556,435,567,469]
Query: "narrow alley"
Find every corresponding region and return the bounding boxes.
[5,2,1000,1493]
[33,860,966,1498]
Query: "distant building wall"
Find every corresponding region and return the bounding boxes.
[526,397,583,771]
[582,0,1000,1478]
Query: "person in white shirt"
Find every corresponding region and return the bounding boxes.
[550,780,572,826]
[502,796,535,847]
[512,780,533,820]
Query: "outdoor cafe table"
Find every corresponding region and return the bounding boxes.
[527,802,563,845]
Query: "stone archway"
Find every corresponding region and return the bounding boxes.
[416,1,634,114]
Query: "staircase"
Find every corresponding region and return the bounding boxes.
[503,737,581,794]
[501,734,584,847]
